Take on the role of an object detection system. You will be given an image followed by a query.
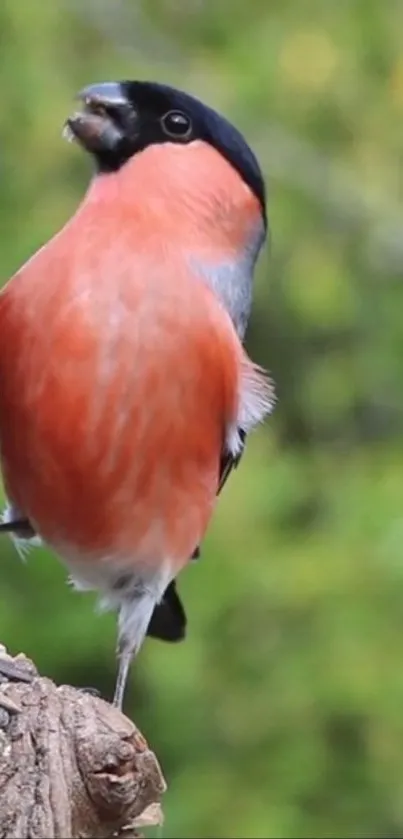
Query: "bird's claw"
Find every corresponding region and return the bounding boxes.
[77,686,102,698]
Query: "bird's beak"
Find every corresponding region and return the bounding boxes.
[77,82,129,109]
[63,82,135,157]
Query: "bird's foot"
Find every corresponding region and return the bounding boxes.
[77,686,102,698]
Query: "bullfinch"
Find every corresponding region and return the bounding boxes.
[0,80,274,709]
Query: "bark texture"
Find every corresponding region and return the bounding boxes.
[0,647,166,838]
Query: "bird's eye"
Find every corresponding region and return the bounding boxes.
[161,110,192,139]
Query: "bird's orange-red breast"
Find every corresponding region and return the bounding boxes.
[0,141,264,566]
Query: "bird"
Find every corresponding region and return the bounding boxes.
[0,80,274,710]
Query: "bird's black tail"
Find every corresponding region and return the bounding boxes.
[146,580,187,642]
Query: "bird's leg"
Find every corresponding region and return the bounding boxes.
[113,647,133,710]
[78,687,102,698]
[113,585,162,711]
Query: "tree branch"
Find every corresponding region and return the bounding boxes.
[0,646,166,838]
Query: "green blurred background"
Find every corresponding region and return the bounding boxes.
[1,1,403,836]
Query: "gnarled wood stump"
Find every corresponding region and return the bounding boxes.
[0,646,166,838]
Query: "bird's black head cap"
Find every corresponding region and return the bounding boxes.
[66,80,267,224]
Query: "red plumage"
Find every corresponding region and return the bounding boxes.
[0,211,240,568]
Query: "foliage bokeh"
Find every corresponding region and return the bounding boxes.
[1,1,403,836]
